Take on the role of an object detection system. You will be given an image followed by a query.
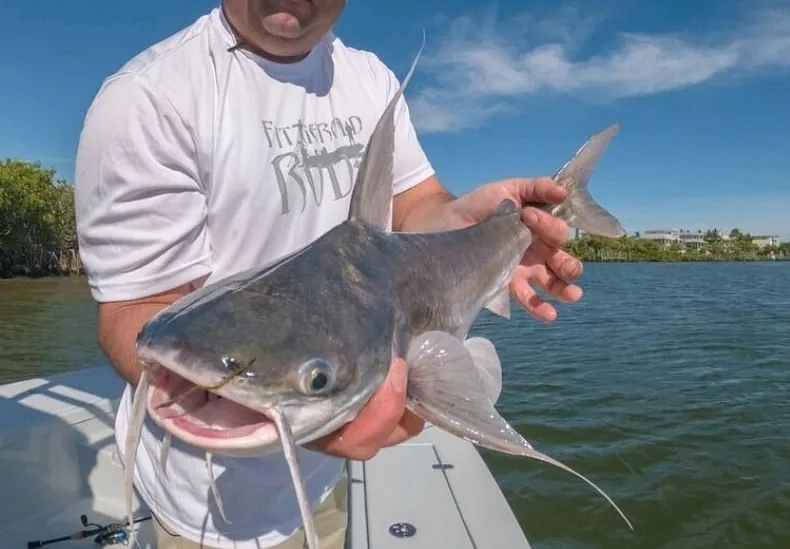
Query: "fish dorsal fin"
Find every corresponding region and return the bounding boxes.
[346,33,426,231]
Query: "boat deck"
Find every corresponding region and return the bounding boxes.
[0,367,530,549]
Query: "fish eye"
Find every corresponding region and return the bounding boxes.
[298,358,336,395]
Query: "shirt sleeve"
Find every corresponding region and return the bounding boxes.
[74,73,212,303]
[376,62,436,196]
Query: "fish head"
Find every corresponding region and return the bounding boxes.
[136,266,397,458]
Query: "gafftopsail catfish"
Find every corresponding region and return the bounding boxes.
[123,38,632,549]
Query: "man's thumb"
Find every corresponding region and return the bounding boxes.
[385,357,408,396]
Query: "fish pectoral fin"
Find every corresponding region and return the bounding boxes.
[406,331,536,472]
[483,287,511,319]
[464,336,503,404]
[406,331,511,440]
[405,331,633,530]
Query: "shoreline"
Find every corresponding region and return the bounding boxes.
[0,272,87,281]
[2,260,788,281]
[582,257,789,264]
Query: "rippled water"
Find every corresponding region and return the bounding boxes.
[472,262,790,549]
[1,263,789,548]
[0,276,105,380]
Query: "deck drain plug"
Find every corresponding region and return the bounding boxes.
[389,522,417,538]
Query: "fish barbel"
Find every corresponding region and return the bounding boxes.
[123,37,632,549]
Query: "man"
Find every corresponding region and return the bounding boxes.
[74,1,584,548]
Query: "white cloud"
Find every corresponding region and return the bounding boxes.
[411,4,790,133]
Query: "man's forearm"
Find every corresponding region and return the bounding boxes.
[97,281,199,386]
[98,302,172,386]
[393,175,456,232]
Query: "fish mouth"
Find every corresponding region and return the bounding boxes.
[142,362,281,457]
[137,343,381,457]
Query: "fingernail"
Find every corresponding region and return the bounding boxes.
[565,258,582,278]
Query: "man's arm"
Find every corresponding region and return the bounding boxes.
[392,175,454,232]
[75,73,212,386]
[97,277,206,386]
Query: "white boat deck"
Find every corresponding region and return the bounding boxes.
[0,367,531,549]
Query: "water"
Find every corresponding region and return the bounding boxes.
[0,276,106,380]
[1,263,789,549]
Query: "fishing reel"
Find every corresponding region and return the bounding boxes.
[26,513,151,548]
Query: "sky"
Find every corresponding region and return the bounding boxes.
[1,0,789,238]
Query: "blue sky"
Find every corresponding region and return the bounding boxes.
[1,0,789,238]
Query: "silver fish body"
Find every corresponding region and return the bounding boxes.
[137,200,532,438]
[124,38,633,549]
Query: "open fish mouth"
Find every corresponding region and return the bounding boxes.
[143,362,282,455]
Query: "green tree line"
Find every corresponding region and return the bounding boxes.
[0,159,81,277]
[564,229,790,262]
[1,159,788,277]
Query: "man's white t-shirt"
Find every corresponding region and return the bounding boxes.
[74,8,434,549]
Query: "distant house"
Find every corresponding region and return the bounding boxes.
[752,235,780,248]
[640,228,707,250]
[641,228,678,247]
[678,231,707,251]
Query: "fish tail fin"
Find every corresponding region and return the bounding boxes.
[547,124,625,239]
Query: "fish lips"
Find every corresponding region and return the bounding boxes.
[137,345,381,458]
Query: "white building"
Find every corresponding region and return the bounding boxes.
[641,228,678,247]
[752,235,780,248]
[641,228,707,250]
[678,231,707,250]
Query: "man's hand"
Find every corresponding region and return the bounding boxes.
[307,358,424,461]
[396,175,584,322]
[441,176,583,322]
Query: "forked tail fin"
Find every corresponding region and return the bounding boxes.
[545,124,625,238]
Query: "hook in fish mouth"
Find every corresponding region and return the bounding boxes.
[142,360,283,457]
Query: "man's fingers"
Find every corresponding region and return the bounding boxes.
[523,240,583,283]
[510,275,557,322]
[546,248,584,282]
[531,269,583,304]
[522,207,569,250]
[504,177,567,206]
[383,410,425,447]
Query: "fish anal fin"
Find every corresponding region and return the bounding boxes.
[484,287,511,319]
